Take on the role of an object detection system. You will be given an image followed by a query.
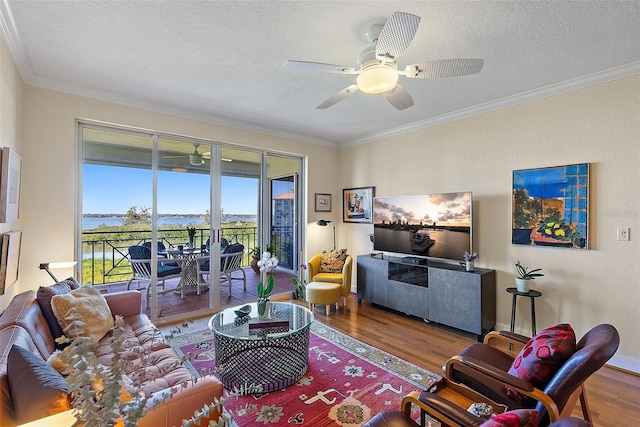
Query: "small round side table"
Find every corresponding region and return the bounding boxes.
[506,287,542,336]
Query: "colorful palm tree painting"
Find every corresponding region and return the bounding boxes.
[512,164,588,249]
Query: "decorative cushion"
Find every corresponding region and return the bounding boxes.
[506,324,576,401]
[51,285,114,342]
[47,350,68,374]
[36,277,81,347]
[319,249,348,273]
[480,409,538,427]
[7,345,71,424]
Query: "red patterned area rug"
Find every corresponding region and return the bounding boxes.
[167,321,440,426]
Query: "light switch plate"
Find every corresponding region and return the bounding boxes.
[617,227,630,241]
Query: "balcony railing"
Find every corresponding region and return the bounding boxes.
[81,225,295,285]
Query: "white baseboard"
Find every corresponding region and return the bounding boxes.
[607,355,640,374]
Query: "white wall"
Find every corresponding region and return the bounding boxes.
[0,33,23,305]
[338,75,640,372]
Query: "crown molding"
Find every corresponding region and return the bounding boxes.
[0,0,33,80]
[342,61,640,148]
[25,73,338,148]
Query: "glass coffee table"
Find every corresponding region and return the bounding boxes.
[208,302,314,394]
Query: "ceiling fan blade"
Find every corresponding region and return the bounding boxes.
[375,12,420,62]
[283,60,357,74]
[383,85,414,110]
[404,58,484,78]
[316,85,360,109]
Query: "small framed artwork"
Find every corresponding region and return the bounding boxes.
[315,193,332,212]
[343,186,375,223]
[0,231,21,295]
[0,147,22,223]
[512,163,589,249]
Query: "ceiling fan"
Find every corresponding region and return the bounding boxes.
[163,144,211,166]
[283,11,484,110]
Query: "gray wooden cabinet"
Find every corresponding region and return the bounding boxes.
[357,254,496,338]
[356,255,388,306]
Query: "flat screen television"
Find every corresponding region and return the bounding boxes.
[373,192,472,263]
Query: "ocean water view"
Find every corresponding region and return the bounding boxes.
[83,215,256,229]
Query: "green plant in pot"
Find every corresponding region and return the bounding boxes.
[187,226,196,247]
[256,251,278,316]
[291,263,308,299]
[515,260,544,293]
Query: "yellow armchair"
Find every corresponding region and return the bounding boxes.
[308,253,353,306]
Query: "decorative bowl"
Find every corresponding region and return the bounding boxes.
[234,304,251,318]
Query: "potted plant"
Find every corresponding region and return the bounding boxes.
[250,243,275,274]
[187,226,196,248]
[291,264,308,299]
[250,246,261,273]
[515,260,544,293]
[256,251,278,316]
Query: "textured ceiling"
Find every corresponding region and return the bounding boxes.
[1,1,639,146]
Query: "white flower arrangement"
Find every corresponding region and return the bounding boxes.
[257,251,278,273]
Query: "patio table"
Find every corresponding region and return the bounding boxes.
[161,248,208,295]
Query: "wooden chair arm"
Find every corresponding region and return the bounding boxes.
[483,330,529,350]
[446,355,534,392]
[445,355,560,423]
[401,390,485,426]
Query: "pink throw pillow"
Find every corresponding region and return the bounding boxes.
[506,324,576,401]
[480,409,538,427]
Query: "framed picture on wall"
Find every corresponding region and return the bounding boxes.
[512,163,589,249]
[0,231,21,295]
[0,147,22,223]
[343,186,374,223]
[315,193,332,212]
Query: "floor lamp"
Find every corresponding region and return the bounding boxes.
[39,261,78,283]
[316,219,336,250]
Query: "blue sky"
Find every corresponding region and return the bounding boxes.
[83,165,264,215]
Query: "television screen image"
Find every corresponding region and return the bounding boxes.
[373,192,472,262]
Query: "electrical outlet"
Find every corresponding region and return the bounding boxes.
[617,227,630,241]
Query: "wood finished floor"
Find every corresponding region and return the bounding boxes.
[182,293,640,426]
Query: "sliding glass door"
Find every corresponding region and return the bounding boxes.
[80,122,302,323]
[267,155,302,273]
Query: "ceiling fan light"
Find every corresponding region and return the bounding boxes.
[356,63,398,94]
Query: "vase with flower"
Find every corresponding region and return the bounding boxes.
[187,227,196,248]
[463,251,478,272]
[256,251,278,316]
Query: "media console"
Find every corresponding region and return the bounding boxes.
[357,254,496,339]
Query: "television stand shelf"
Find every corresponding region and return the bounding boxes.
[356,254,496,339]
